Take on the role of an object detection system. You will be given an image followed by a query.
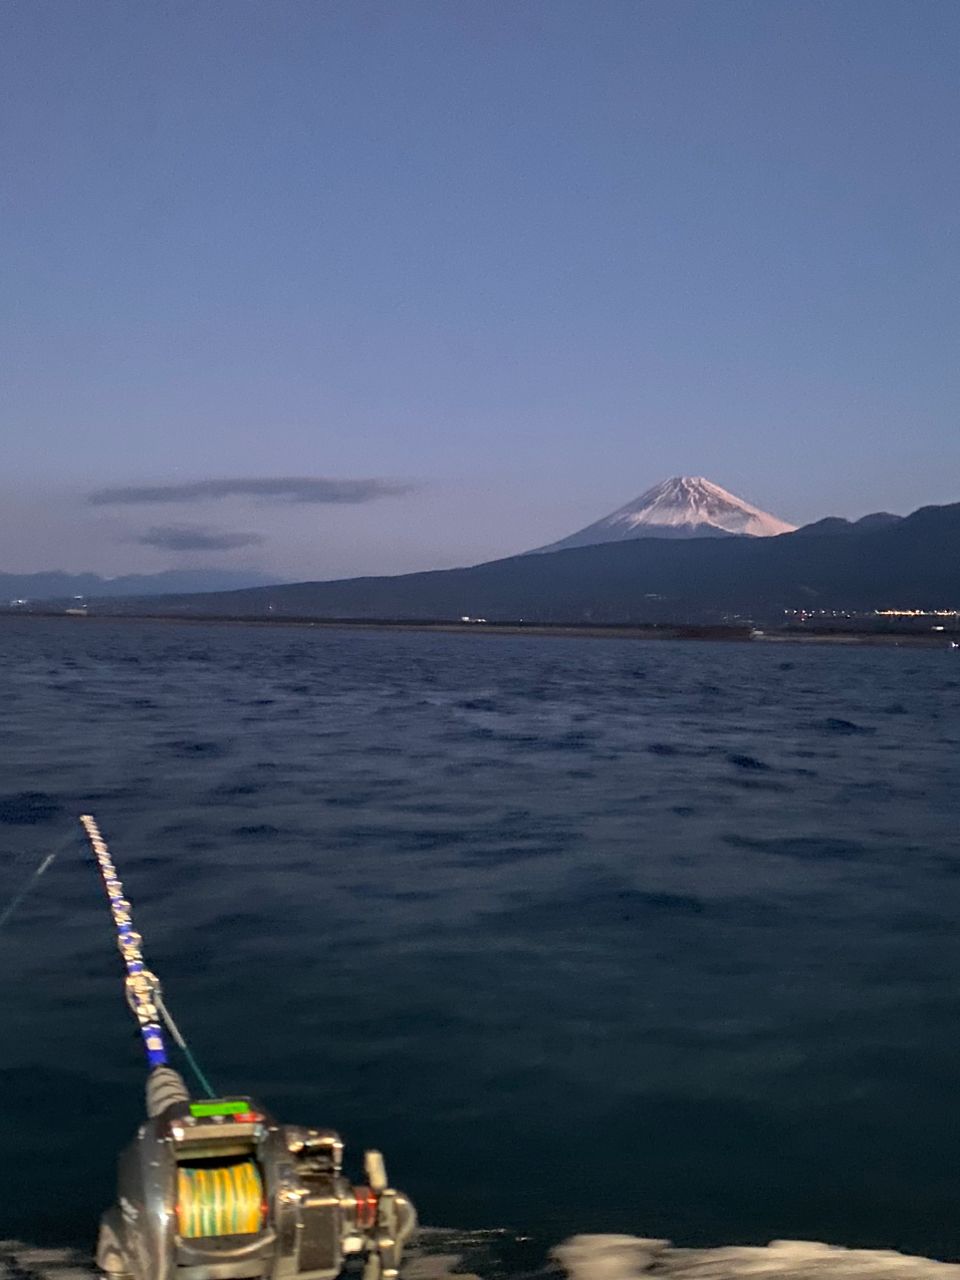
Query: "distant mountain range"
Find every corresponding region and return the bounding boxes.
[792,512,903,536]
[531,475,795,551]
[0,568,276,602]
[69,498,960,626]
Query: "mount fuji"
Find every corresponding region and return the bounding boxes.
[531,476,796,553]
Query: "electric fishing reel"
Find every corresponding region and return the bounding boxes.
[97,1067,417,1280]
[77,816,417,1280]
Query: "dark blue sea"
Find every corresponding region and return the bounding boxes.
[2,618,960,1275]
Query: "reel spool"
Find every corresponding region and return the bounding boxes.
[176,1160,265,1239]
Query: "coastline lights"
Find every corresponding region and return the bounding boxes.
[785,608,960,620]
[873,609,960,618]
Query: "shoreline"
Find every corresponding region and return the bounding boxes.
[1,610,957,647]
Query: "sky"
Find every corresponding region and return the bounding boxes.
[2,0,959,580]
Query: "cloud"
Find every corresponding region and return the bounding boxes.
[134,524,266,552]
[89,477,416,506]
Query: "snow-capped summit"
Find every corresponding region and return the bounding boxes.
[531,476,796,553]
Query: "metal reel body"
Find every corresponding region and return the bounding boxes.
[97,1095,416,1280]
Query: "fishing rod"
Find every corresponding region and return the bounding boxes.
[80,814,169,1069]
[80,813,216,1097]
[77,814,416,1280]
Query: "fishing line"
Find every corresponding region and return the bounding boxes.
[0,828,81,935]
[156,990,217,1098]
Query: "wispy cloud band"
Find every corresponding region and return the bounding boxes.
[90,477,416,506]
[134,524,266,551]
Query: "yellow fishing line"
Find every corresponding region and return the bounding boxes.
[176,1162,263,1238]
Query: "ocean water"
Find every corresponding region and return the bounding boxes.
[1,618,960,1273]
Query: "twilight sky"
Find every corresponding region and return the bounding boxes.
[3,0,959,580]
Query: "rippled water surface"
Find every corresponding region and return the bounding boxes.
[1,618,959,1263]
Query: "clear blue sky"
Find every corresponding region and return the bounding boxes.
[3,0,958,578]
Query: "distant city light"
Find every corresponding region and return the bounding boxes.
[784,608,960,620]
[873,609,960,618]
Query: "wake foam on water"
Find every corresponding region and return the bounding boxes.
[9,1231,959,1280]
[553,1233,960,1277]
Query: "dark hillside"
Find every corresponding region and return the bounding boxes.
[83,502,960,624]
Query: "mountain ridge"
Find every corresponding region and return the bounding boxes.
[793,512,903,537]
[0,568,278,601]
